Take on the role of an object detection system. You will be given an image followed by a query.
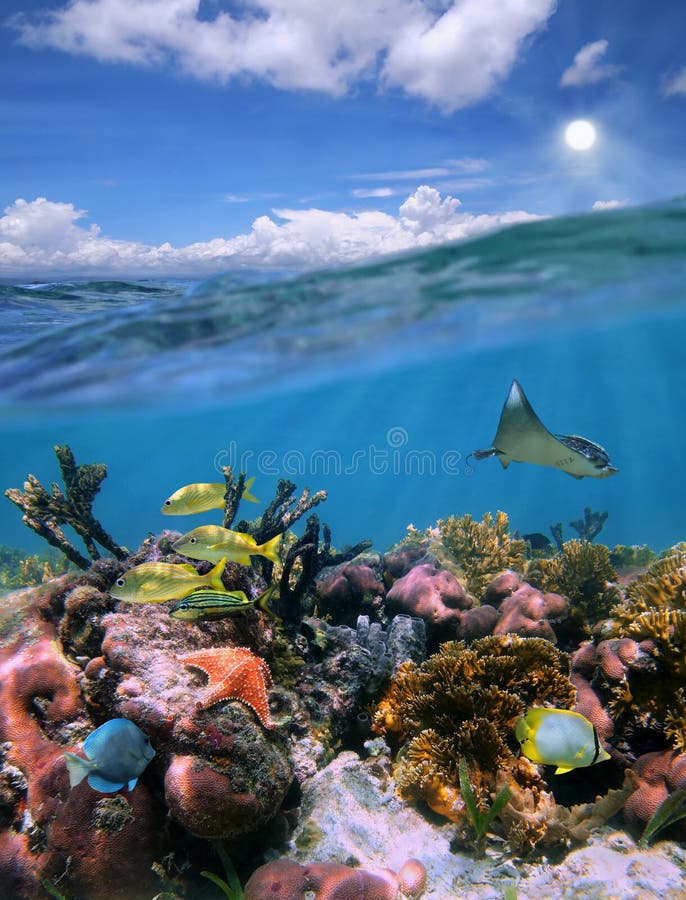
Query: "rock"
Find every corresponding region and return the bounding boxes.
[283,752,686,900]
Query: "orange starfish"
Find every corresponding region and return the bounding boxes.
[179,646,274,729]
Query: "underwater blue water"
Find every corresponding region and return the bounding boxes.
[1,200,685,557]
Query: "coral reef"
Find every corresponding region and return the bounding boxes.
[280,515,372,622]
[492,583,567,643]
[609,544,656,571]
[0,465,683,896]
[217,468,372,619]
[612,546,686,622]
[0,583,166,899]
[5,445,127,569]
[282,751,656,899]
[286,614,426,783]
[218,465,250,529]
[372,634,578,845]
[569,545,686,764]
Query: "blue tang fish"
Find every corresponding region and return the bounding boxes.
[64,718,155,792]
[515,707,610,775]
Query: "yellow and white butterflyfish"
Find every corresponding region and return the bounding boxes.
[515,707,610,775]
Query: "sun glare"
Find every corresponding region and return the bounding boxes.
[564,119,597,151]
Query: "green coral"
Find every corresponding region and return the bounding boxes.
[609,544,656,570]
[526,540,620,626]
[0,544,69,590]
[91,795,135,833]
[434,511,527,596]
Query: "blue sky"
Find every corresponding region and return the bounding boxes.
[1,0,685,278]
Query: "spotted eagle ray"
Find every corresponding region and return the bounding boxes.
[470,380,618,479]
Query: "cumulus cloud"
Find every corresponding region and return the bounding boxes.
[10,0,557,111]
[0,189,542,278]
[662,66,686,97]
[592,199,629,211]
[560,39,622,87]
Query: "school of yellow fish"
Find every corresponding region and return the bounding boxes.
[111,476,280,619]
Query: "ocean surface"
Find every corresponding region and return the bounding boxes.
[1,199,685,558]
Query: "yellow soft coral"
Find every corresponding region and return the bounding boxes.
[434,511,526,597]
[373,634,576,847]
[526,539,620,628]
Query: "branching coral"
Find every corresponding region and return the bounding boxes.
[372,635,576,829]
[237,477,328,547]
[568,507,608,543]
[5,445,127,570]
[281,515,372,621]
[526,539,620,628]
[433,511,527,597]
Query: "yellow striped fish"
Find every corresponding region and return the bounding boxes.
[168,584,279,621]
[172,525,282,567]
[161,477,259,515]
[110,558,227,603]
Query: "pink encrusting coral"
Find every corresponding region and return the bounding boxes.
[385,563,470,639]
[0,590,165,899]
[493,583,567,642]
[243,857,427,900]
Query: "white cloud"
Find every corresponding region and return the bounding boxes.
[352,159,489,181]
[662,66,686,97]
[352,187,396,198]
[0,189,542,277]
[560,39,622,87]
[0,197,100,250]
[382,0,556,111]
[592,199,629,211]
[10,1,557,112]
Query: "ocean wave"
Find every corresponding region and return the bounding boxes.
[0,199,685,411]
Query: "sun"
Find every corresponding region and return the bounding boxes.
[564,119,597,151]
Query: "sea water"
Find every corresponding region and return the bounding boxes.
[1,199,685,559]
